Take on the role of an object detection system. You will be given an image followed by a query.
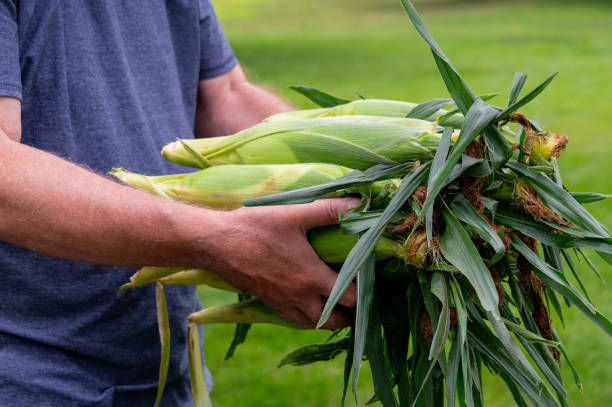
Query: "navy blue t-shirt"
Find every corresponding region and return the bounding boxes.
[0,0,237,405]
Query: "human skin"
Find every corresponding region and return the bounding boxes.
[0,64,357,329]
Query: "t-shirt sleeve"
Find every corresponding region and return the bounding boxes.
[0,0,21,100]
[198,0,238,80]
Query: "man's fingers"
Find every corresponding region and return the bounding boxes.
[301,297,351,330]
[280,306,315,329]
[298,198,361,231]
[318,267,357,308]
[318,309,352,330]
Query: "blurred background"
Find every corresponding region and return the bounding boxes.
[200,0,612,405]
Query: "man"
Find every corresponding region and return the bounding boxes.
[0,1,356,405]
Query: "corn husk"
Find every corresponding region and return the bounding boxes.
[188,299,301,329]
[264,99,464,128]
[161,117,449,170]
[111,164,384,210]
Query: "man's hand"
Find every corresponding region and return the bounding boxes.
[186,199,360,330]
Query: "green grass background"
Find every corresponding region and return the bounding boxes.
[199,1,612,405]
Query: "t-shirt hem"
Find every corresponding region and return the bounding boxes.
[198,56,238,81]
[0,82,23,101]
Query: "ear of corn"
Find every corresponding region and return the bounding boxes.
[111,164,388,209]
[161,118,449,170]
[264,99,464,128]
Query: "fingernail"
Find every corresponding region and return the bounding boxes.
[346,198,361,209]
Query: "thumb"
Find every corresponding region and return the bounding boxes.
[299,198,361,231]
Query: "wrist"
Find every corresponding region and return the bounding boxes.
[165,202,233,269]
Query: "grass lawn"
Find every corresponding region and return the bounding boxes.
[200,1,612,405]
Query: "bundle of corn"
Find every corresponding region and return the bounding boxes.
[112,1,612,406]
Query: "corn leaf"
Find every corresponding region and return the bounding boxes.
[511,234,612,337]
[508,72,528,106]
[412,99,500,236]
[352,252,376,399]
[340,210,404,235]
[507,160,610,237]
[278,338,349,367]
[438,204,499,316]
[406,98,453,119]
[411,273,450,407]
[318,163,429,328]
[289,85,350,107]
[495,209,612,264]
[450,194,506,265]
[551,326,583,392]
[495,73,558,122]
[244,163,412,206]
[426,127,453,244]
[366,296,399,407]
[571,192,612,204]
[468,324,561,407]
[446,334,461,407]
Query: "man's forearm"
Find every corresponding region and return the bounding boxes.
[0,135,212,267]
[194,65,293,138]
[0,132,356,328]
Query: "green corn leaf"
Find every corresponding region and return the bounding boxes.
[342,329,355,405]
[224,294,252,360]
[187,324,209,407]
[495,209,612,264]
[244,163,411,206]
[468,323,561,407]
[439,204,499,316]
[289,85,350,107]
[400,0,475,113]
[508,72,528,106]
[412,99,500,236]
[546,286,566,328]
[401,0,512,171]
[507,160,610,237]
[483,126,512,171]
[411,273,450,407]
[449,276,468,345]
[426,127,453,244]
[340,210,404,235]
[571,192,612,204]
[225,323,251,360]
[502,318,559,346]
[366,296,399,407]
[561,249,592,301]
[450,194,506,264]
[551,326,583,392]
[351,252,376,399]
[318,163,429,328]
[406,98,453,119]
[486,311,543,386]
[495,73,558,121]
[446,334,461,407]
[511,234,612,337]
[154,283,171,407]
[277,338,349,367]
[499,372,530,407]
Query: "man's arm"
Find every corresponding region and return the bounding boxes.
[194,64,293,138]
[0,96,355,329]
